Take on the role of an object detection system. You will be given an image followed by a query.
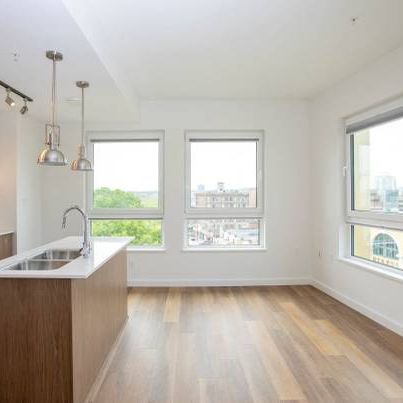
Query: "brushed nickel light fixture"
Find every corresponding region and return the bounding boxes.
[5,88,15,107]
[37,50,67,166]
[71,81,92,171]
[20,98,28,115]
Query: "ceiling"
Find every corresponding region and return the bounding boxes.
[0,0,138,123]
[1,0,403,122]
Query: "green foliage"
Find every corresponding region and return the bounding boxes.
[92,188,161,246]
[94,187,143,208]
[92,219,161,246]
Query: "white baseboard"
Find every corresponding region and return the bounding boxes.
[128,277,311,287]
[312,279,403,337]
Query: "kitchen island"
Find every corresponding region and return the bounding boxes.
[0,236,132,403]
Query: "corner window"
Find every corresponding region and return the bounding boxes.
[184,131,264,249]
[87,132,164,248]
[346,107,403,270]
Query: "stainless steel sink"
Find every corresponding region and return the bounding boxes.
[6,260,68,271]
[31,249,81,261]
[3,248,82,272]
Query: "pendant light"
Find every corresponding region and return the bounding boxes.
[71,81,92,171]
[37,50,67,166]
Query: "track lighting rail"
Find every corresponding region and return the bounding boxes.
[0,79,33,102]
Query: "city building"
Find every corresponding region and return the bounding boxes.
[354,226,403,269]
[194,182,250,208]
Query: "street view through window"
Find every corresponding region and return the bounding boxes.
[187,140,261,247]
[351,116,403,269]
[353,117,403,213]
[91,141,161,246]
[186,219,261,247]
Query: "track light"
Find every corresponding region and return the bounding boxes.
[5,88,15,107]
[20,98,28,115]
[0,80,33,111]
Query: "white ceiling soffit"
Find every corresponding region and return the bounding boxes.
[62,0,139,117]
[60,0,403,99]
[0,0,139,123]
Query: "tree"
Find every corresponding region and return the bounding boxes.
[92,188,161,246]
[94,187,143,208]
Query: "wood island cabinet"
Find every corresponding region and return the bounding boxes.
[0,250,128,403]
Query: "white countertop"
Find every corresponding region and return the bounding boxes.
[0,230,14,236]
[0,236,133,279]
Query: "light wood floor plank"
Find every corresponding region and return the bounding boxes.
[281,301,341,356]
[247,320,306,401]
[163,288,182,323]
[317,319,403,399]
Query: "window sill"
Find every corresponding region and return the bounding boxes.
[338,256,403,284]
[126,247,166,253]
[182,247,267,253]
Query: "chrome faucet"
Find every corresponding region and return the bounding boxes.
[62,205,92,257]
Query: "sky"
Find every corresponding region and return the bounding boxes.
[94,139,258,193]
[367,118,403,188]
[94,141,159,191]
[191,141,257,191]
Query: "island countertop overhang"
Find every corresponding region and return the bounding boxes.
[0,236,133,279]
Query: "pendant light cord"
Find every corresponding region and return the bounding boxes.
[51,57,57,128]
[81,86,85,147]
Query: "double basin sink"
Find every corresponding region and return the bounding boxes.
[6,249,81,271]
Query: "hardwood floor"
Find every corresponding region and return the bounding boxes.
[93,286,403,403]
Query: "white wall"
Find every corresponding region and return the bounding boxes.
[310,45,403,336]
[0,111,45,253]
[0,111,17,239]
[16,115,44,252]
[41,122,86,243]
[43,100,313,285]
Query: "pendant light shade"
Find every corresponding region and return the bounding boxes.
[71,81,92,171]
[38,51,67,166]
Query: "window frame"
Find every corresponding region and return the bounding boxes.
[184,130,265,249]
[346,130,403,229]
[345,102,403,266]
[86,131,165,249]
[183,217,265,250]
[86,131,164,220]
[185,130,264,217]
[89,218,165,250]
[350,223,402,271]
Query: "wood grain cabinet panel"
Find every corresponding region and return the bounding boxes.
[0,232,14,259]
[0,250,128,403]
[72,251,128,403]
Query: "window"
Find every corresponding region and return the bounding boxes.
[346,106,403,270]
[91,220,162,247]
[351,225,402,270]
[186,219,261,248]
[185,131,264,249]
[87,132,164,247]
[350,118,403,214]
